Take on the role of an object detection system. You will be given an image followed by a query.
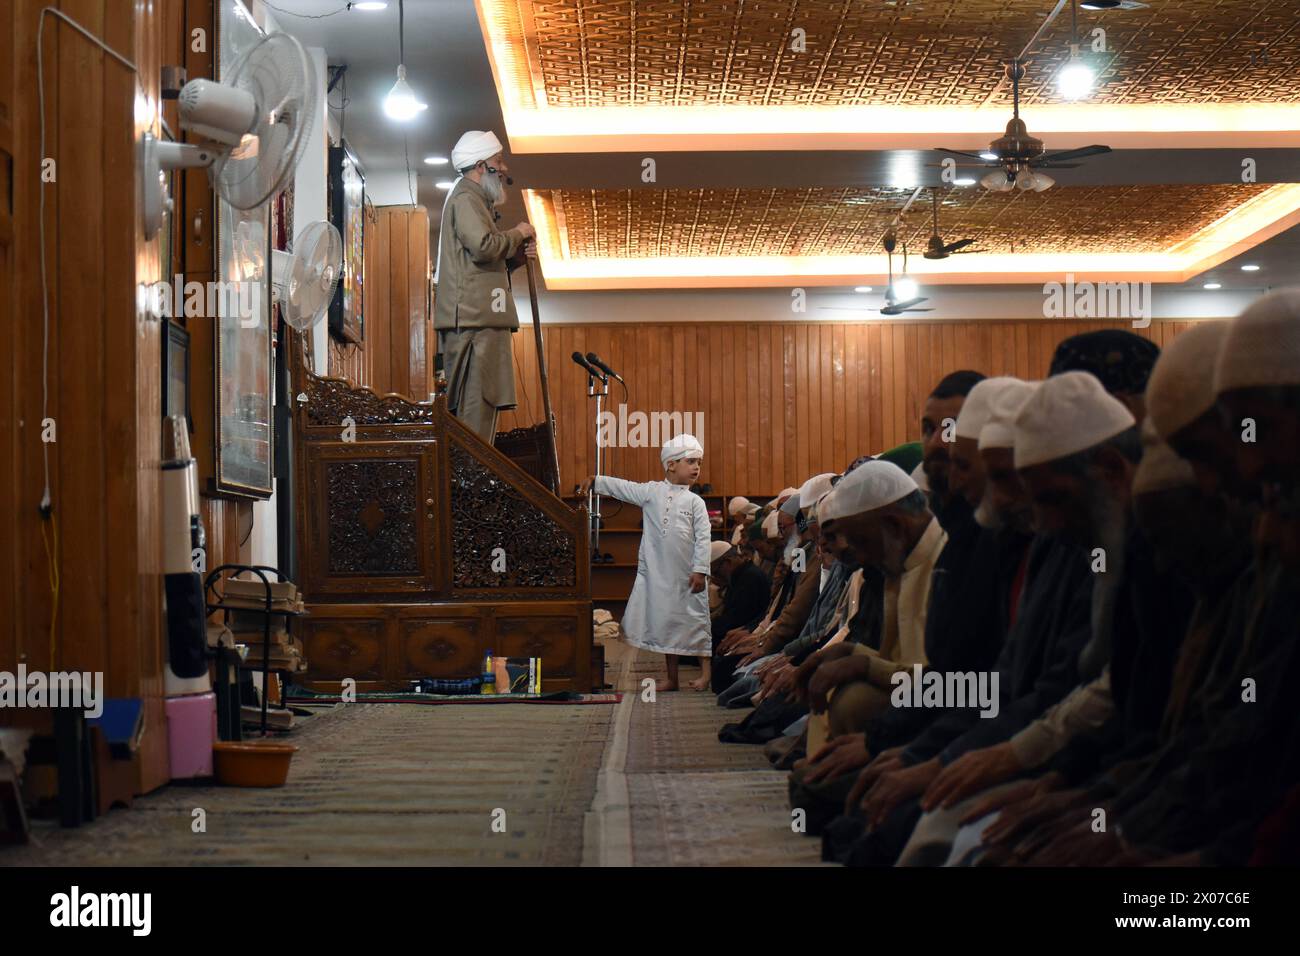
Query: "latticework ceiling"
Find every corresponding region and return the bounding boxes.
[501,0,1300,110]
[540,184,1274,258]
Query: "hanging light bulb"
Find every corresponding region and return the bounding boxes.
[383,2,427,122]
[384,64,426,121]
[1058,54,1094,100]
[894,276,918,301]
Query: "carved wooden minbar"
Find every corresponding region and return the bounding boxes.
[290,346,591,693]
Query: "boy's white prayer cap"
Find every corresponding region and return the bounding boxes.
[661,433,704,466]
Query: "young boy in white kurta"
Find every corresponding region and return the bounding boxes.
[580,433,713,691]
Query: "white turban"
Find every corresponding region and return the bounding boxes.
[1147,321,1229,441]
[709,541,735,564]
[1215,288,1300,395]
[660,433,704,467]
[1133,418,1196,496]
[819,461,918,524]
[451,130,504,172]
[979,380,1040,450]
[1013,371,1136,469]
[956,377,1025,441]
[797,473,838,513]
[761,510,781,538]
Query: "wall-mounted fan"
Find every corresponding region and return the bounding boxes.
[923,191,986,260]
[932,60,1110,192]
[141,31,318,238]
[272,220,342,331]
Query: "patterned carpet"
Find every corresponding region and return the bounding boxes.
[4,638,824,867]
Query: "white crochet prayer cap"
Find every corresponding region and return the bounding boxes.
[819,461,918,524]
[727,496,751,516]
[1146,322,1229,441]
[1013,371,1136,469]
[797,473,838,512]
[775,487,798,501]
[1214,288,1300,395]
[956,377,1025,440]
[1133,418,1197,496]
[451,130,503,171]
[978,380,1040,451]
[709,540,734,564]
[761,510,781,538]
[661,433,704,466]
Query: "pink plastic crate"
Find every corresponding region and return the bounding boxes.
[166,693,216,779]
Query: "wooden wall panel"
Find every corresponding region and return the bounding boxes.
[497,318,1206,497]
[331,205,429,398]
[2,0,170,791]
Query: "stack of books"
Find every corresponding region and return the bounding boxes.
[219,578,305,613]
[226,608,308,674]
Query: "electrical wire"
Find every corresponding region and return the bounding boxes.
[36,7,138,665]
[261,1,351,19]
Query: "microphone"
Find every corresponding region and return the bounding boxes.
[571,351,601,377]
[585,352,625,384]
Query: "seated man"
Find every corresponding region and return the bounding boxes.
[709,541,770,659]
[786,462,947,833]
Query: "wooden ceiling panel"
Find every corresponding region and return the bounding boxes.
[512,1,1300,109]
[543,184,1275,258]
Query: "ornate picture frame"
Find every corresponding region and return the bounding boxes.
[328,143,365,345]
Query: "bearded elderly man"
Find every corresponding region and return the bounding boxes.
[434,130,537,442]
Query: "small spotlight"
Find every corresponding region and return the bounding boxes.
[1203,282,1222,290]
[1241,264,1260,272]
[435,180,455,190]
[424,155,448,166]
[854,286,873,293]
[954,177,975,186]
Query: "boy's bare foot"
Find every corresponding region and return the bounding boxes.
[655,678,679,692]
[687,675,711,691]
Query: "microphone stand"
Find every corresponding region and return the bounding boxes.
[587,367,609,557]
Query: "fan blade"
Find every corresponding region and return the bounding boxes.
[952,248,989,255]
[934,147,989,160]
[892,297,929,310]
[1037,144,1111,164]
[924,162,995,169]
[1028,162,1081,169]
[923,250,949,260]
[944,238,976,253]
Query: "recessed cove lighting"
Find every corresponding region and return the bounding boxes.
[354,1,389,10]
[854,286,873,293]
[1203,282,1222,290]
[1241,264,1260,271]
[954,177,975,186]
[424,155,448,165]
[435,180,455,190]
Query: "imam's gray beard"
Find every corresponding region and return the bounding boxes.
[481,171,506,206]
[974,493,1003,530]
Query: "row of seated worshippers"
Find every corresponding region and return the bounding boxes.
[703,290,1300,866]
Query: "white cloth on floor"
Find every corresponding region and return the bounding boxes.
[594,476,712,656]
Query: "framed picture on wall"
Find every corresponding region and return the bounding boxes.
[162,320,192,431]
[212,0,274,499]
[328,143,365,344]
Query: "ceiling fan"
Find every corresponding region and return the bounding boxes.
[923,190,987,260]
[933,59,1111,192]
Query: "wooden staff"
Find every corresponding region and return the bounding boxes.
[524,253,561,495]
